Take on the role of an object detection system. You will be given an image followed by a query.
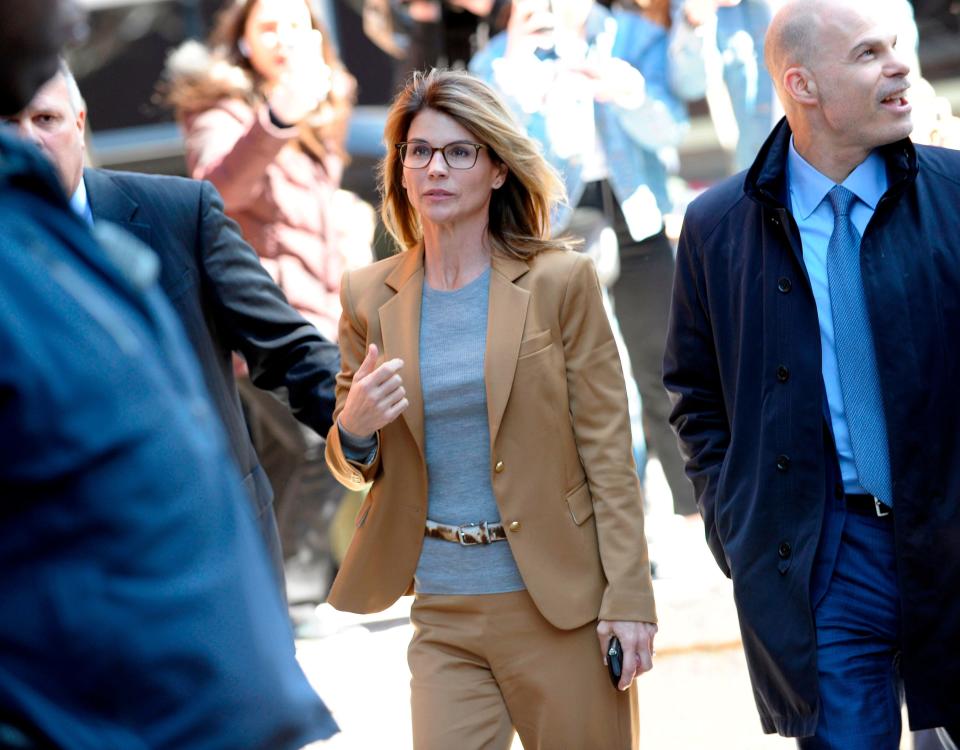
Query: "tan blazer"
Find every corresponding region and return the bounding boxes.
[325,247,656,629]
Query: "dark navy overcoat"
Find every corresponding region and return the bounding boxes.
[664,118,960,735]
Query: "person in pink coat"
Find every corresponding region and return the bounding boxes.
[164,0,373,598]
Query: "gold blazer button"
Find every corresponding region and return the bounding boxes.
[508,521,521,532]
[494,460,505,473]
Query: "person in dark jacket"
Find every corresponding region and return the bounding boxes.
[663,0,960,747]
[4,64,341,585]
[0,0,338,745]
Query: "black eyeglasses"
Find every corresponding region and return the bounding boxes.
[396,141,487,170]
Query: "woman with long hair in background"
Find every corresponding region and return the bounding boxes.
[164,0,373,601]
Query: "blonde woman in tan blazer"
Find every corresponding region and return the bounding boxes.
[326,69,657,750]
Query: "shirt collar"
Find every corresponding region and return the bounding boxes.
[69,176,94,227]
[787,136,888,219]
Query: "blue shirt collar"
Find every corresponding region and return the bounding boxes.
[787,136,887,220]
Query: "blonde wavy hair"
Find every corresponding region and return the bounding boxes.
[380,69,571,260]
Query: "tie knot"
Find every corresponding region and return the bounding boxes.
[828,185,856,218]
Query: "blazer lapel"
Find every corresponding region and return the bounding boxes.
[485,253,531,446]
[84,168,152,249]
[380,249,426,459]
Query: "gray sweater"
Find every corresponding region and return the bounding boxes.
[413,269,525,595]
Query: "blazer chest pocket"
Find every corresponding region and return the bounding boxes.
[565,481,594,525]
[518,329,554,359]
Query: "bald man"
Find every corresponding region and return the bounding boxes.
[664,1,960,747]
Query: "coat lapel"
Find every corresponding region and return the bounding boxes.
[84,168,152,249]
[485,254,530,446]
[380,249,426,459]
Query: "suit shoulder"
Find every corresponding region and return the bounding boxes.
[685,172,746,222]
[93,169,205,203]
[915,144,960,189]
[344,251,407,290]
[526,248,589,277]
[685,171,748,230]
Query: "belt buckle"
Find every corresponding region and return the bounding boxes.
[873,497,891,517]
[457,522,488,546]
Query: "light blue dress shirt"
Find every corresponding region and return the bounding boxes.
[786,138,887,495]
[69,176,94,226]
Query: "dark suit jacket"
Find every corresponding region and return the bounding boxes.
[1,129,337,748]
[84,168,340,568]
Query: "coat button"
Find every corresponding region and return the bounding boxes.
[776,454,791,472]
[494,460,504,473]
[777,277,792,293]
[776,365,790,383]
[508,521,521,532]
[778,541,792,559]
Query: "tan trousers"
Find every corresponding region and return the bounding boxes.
[408,590,639,750]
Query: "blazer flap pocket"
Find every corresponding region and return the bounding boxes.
[565,481,594,525]
[518,329,553,358]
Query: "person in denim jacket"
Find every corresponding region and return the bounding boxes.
[472,0,701,521]
[672,0,777,172]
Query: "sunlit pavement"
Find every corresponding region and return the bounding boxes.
[296,460,912,749]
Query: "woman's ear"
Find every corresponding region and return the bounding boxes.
[237,38,251,58]
[492,163,508,190]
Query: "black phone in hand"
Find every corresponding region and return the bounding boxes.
[607,636,623,688]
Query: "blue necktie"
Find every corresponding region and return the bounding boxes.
[826,185,893,504]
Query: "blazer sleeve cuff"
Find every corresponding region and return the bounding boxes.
[325,420,381,490]
[599,589,658,625]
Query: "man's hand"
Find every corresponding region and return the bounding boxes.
[596,619,658,691]
[339,344,408,438]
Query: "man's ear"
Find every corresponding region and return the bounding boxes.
[77,108,86,139]
[783,66,818,105]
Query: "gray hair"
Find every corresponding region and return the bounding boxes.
[58,58,86,115]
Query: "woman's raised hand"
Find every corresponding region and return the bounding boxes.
[338,344,408,439]
[267,28,331,124]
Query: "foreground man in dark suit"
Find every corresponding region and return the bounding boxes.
[0,1,338,746]
[663,0,960,747]
[4,63,341,583]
